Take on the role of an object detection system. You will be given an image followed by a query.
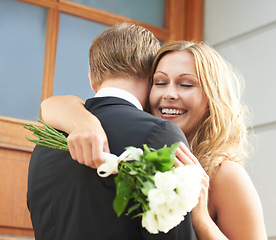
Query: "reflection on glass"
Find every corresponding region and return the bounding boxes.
[68,0,165,27]
[54,14,109,100]
[0,0,46,121]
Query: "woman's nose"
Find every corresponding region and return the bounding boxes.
[163,84,178,100]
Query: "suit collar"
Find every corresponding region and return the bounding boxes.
[85,96,140,112]
[94,87,143,110]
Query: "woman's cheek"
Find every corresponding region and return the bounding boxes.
[149,89,155,107]
[149,89,158,114]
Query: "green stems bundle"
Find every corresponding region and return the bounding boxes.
[24,119,69,151]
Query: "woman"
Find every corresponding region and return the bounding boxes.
[41,41,267,239]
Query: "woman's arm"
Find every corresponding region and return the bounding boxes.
[175,143,228,239]
[41,95,110,168]
[175,143,267,239]
[210,160,267,240]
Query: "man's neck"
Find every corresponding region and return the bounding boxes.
[94,87,143,110]
[98,77,150,109]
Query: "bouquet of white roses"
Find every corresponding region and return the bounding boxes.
[24,119,202,234]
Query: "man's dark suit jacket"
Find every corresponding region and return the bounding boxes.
[27,97,197,240]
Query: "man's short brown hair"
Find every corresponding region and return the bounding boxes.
[89,23,160,87]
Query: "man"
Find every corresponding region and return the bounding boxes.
[27,23,197,240]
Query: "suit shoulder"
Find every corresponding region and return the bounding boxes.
[121,109,187,145]
[143,118,188,149]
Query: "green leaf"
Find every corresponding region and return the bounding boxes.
[140,180,155,196]
[170,142,180,153]
[114,172,123,187]
[126,203,140,216]
[113,180,132,217]
[144,151,159,162]
[142,144,151,153]
[142,143,180,172]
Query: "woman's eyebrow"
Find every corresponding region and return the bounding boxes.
[154,71,167,76]
[155,71,198,79]
[179,73,198,78]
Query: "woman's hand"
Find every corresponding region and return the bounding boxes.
[67,115,110,169]
[175,142,211,230]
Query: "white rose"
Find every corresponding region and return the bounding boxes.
[174,165,202,212]
[156,214,172,233]
[142,210,159,234]
[163,189,179,209]
[148,188,179,214]
[148,188,166,211]
[177,195,199,213]
[154,171,177,191]
[156,209,184,233]
[174,165,202,186]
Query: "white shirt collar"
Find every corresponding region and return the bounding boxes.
[94,87,143,111]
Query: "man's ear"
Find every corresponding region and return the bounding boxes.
[88,71,97,93]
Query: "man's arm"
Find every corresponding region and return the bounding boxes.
[41,95,110,168]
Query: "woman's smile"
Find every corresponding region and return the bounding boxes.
[159,106,187,116]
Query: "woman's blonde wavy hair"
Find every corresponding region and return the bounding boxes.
[151,41,252,179]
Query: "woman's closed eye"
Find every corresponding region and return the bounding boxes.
[152,78,168,86]
[154,82,167,86]
[180,84,193,88]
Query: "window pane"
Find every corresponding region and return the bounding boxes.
[54,14,109,100]
[0,0,46,121]
[68,0,165,27]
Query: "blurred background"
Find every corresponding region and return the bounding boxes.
[0,0,275,239]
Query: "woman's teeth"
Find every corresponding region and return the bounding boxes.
[161,108,184,115]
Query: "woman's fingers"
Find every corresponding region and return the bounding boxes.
[67,133,95,168]
[174,157,184,167]
[65,122,111,169]
[67,138,77,160]
[175,148,194,165]
[175,142,198,166]
[178,142,201,165]
[202,172,210,188]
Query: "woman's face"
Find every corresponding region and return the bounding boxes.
[150,51,208,140]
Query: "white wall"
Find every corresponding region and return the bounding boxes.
[205,0,276,237]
